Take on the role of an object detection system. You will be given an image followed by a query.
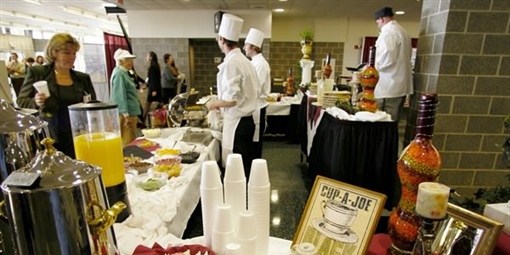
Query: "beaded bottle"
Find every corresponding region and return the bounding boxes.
[388,93,442,254]
[358,46,379,112]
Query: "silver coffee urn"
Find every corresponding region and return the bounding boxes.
[1,138,125,255]
[0,99,49,254]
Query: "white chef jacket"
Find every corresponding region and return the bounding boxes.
[250,53,271,142]
[216,48,259,151]
[374,20,413,99]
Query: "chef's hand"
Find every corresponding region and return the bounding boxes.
[207,101,219,111]
[151,91,157,97]
[34,92,47,107]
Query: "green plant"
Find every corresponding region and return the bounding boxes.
[299,28,314,41]
[450,175,510,214]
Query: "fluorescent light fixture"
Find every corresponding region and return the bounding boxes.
[22,0,41,5]
[273,8,285,12]
[63,6,119,25]
[279,0,288,1]
[63,6,100,19]
[0,9,83,28]
[0,21,41,30]
[102,3,118,7]
[395,10,405,15]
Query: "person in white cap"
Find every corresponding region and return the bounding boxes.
[244,28,270,159]
[207,13,259,176]
[110,48,142,146]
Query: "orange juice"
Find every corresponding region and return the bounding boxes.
[74,132,125,187]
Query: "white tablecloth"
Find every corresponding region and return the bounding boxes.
[115,127,221,254]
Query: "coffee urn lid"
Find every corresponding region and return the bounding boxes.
[68,100,117,111]
[1,138,101,193]
[0,99,47,133]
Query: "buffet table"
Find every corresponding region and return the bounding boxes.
[265,98,302,143]
[300,94,400,210]
[115,127,221,254]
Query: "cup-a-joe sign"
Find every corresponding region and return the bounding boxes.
[293,176,387,255]
[321,185,375,212]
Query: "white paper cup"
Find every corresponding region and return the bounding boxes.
[224,243,241,255]
[249,159,269,187]
[213,204,234,233]
[33,80,50,97]
[225,154,245,181]
[236,211,257,239]
[201,161,222,189]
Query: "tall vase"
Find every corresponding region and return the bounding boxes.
[358,46,378,112]
[300,40,313,60]
[388,93,442,254]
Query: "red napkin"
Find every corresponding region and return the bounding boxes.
[132,243,216,255]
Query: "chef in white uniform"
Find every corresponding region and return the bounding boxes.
[244,28,271,159]
[208,13,259,176]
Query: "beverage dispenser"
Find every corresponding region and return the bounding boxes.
[68,101,131,222]
[1,138,124,255]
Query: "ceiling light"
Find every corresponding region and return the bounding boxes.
[279,0,288,1]
[102,3,118,7]
[395,11,405,15]
[63,6,100,19]
[273,8,285,12]
[22,0,41,5]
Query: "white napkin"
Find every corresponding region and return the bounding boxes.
[325,107,355,121]
[354,111,391,122]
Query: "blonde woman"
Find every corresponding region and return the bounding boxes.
[17,33,96,158]
[109,49,141,146]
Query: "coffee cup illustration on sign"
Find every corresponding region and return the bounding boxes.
[311,199,359,243]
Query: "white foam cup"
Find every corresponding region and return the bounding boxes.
[225,154,245,182]
[248,159,269,187]
[33,80,50,97]
[201,161,222,189]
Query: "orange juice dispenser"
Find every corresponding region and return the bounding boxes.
[68,101,131,222]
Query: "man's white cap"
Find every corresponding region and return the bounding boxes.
[245,28,265,48]
[114,48,136,61]
[218,13,244,41]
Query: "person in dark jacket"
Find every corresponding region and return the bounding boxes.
[17,33,97,158]
[161,53,179,104]
[145,51,161,117]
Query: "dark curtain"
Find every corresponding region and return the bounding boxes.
[308,111,400,210]
[103,32,129,92]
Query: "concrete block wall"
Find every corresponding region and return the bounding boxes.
[409,0,510,198]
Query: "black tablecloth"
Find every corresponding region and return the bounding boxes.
[308,110,400,210]
[265,104,301,144]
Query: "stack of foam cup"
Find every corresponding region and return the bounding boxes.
[247,159,271,255]
[235,210,257,255]
[200,161,224,248]
[212,204,234,255]
[224,154,247,228]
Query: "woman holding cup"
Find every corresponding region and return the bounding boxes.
[17,33,97,158]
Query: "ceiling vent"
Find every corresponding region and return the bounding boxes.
[251,5,267,9]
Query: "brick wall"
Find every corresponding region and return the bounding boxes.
[409,0,510,197]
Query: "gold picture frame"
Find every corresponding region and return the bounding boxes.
[292,175,387,255]
[431,203,504,255]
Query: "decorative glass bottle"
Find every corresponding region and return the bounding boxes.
[358,46,379,112]
[286,67,294,96]
[388,93,442,255]
[323,53,332,79]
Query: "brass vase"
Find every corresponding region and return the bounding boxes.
[300,40,313,60]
